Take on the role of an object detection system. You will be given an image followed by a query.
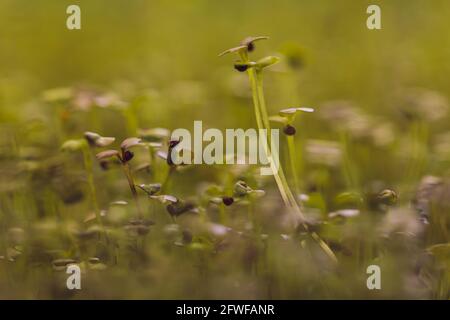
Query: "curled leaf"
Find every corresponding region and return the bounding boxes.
[150,194,178,204]
[234,180,253,196]
[279,107,314,116]
[377,189,398,206]
[95,137,115,147]
[84,131,116,147]
[166,200,195,217]
[255,56,280,70]
[96,150,120,160]
[138,183,162,196]
[240,36,269,52]
[120,137,142,150]
[269,115,288,125]
[218,45,247,57]
[329,209,360,219]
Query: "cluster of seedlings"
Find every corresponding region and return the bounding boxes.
[43,37,450,299]
[1,36,449,299]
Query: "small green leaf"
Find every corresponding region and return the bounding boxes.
[278,107,314,124]
[84,131,115,147]
[234,180,253,196]
[218,45,247,57]
[269,115,288,125]
[255,56,280,70]
[138,183,162,196]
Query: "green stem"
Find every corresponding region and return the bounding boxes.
[148,146,158,181]
[241,53,337,263]
[161,166,175,194]
[252,68,305,211]
[81,146,102,226]
[247,67,290,207]
[122,162,143,218]
[287,135,300,194]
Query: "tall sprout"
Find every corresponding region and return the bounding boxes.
[95,137,144,218]
[220,37,337,262]
[61,135,114,227]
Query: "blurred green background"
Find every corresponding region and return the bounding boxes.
[1,0,449,119]
[0,0,449,299]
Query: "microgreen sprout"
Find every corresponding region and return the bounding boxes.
[220,37,337,262]
[95,137,143,217]
[138,127,169,180]
[61,137,103,228]
[270,107,315,193]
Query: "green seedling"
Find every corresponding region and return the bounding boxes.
[95,137,143,217]
[138,127,170,181]
[270,107,314,194]
[61,137,104,227]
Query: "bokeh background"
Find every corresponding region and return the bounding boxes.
[0,0,449,299]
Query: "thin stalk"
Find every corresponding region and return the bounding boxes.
[256,71,301,207]
[122,162,143,218]
[148,146,158,181]
[81,146,102,226]
[286,135,300,194]
[241,53,337,263]
[161,166,175,194]
[247,67,290,207]
[81,146,111,251]
[219,203,227,225]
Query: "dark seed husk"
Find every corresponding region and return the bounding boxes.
[234,64,248,72]
[122,150,134,162]
[222,196,234,206]
[283,125,296,136]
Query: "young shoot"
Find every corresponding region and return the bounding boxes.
[270,107,314,193]
[95,137,143,217]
